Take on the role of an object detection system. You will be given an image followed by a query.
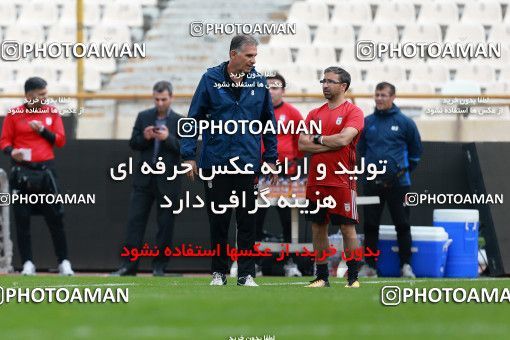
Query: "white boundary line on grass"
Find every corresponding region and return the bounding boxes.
[260,278,508,286]
[41,283,140,288]
[28,278,508,289]
[363,278,507,284]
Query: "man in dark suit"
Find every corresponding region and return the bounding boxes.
[112,81,183,276]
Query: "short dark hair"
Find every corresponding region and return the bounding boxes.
[24,77,47,93]
[267,72,286,89]
[324,66,351,91]
[375,82,396,96]
[229,35,258,53]
[152,81,173,95]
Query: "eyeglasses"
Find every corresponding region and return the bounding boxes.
[319,79,343,85]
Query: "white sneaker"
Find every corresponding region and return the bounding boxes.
[237,275,258,287]
[58,259,75,276]
[401,263,416,278]
[21,260,36,276]
[210,272,227,286]
[229,261,238,278]
[358,264,378,278]
[255,264,263,277]
[284,260,302,277]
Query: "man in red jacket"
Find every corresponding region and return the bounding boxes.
[0,77,73,276]
[256,73,304,277]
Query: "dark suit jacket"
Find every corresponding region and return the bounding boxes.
[129,107,183,198]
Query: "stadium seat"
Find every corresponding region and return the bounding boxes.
[330,2,372,26]
[304,0,340,5]
[383,54,425,67]
[56,65,102,92]
[295,46,337,69]
[286,1,329,26]
[88,25,132,44]
[59,2,101,27]
[397,82,435,94]
[470,46,510,67]
[0,3,17,27]
[364,64,406,83]
[87,0,116,5]
[336,64,362,84]
[461,1,503,25]
[301,81,324,95]
[350,81,376,95]
[483,82,510,94]
[489,24,510,44]
[269,23,311,48]
[417,2,459,26]
[18,1,59,26]
[103,2,144,28]
[76,116,114,139]
[275,64,320,93]
[408,64,449,83]
[314,24,355,46]
[400,0,430,6]
[358,24,399,43]
[30,57,76,73]
[0,68,16,92]
[255,45,293,71]
[453,64,496,83]
[401,24,442,44]
[84,57,117,74]
[499,66,510,82]
[43,0,75,4]
[115,115,138,139]
[277,64,320,82]
[4,25,45,43]
[427,57,469,72]
[505,9,510,24]
[444,24,486,43]
[47,24,77,44]
[441,81,481,95]
[17,64,58,85]
[140,0,158,5]
[338,44,358,64]
[353,99,374,117]
[374,2,416,26]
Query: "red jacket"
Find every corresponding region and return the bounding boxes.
[0,104,66,162]
[261,101,304,175]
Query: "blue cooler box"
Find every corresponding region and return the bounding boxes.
[377,225,451,277]
[433,209,479,278]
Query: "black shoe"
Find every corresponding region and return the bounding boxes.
[110,267,137,276]
[347,261,361,286]
[210,272,227,285]
[237,275,258,286]
[305,277,330,288]
[153,268,165,277]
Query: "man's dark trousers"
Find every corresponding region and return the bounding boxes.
[203,173,257,278]
[122,175,176,272]
[363,182,412,268]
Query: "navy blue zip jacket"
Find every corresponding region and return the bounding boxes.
[180,62,278,172]
[358,104,422,186]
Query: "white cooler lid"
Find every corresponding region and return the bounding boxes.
[433,209,479,222]
[379,225,449,241]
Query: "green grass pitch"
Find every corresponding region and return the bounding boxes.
[0,276,509,339]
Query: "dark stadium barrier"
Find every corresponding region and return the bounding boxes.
[464,143,510,276]
[0,141,505,274]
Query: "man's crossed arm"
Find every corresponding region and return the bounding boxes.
[298,127,359,154]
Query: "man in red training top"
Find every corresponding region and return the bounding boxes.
[0,77,73,276]
[298,66,364,288]
[256,72,304,277]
